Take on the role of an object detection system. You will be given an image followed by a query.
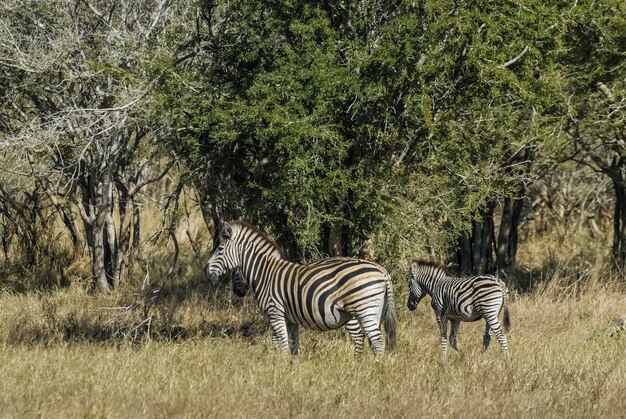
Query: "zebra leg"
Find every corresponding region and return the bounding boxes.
[355,312,385,357]
[287,322,299,356]
[449,319,461,352]
[268,311,290,353]
[437,313,449,362]
[345,318,365,359]
[484,314,509,357]
[483,322,492,351]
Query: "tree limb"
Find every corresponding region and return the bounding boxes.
[499,46,530,69]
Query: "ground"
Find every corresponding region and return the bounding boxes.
[0,276,624,418]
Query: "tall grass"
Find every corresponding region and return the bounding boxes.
[1,264,625,417]
[0,207,625,417]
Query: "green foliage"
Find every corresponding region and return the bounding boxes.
[159,0,581,262]
[3,0,623,268]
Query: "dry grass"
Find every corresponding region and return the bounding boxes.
[1,207,625,417]
[0,270,625,418]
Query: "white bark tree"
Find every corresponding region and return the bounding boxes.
[0,0,194,290]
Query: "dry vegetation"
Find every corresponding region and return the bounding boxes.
[1,2,625,416]
[1,211,625,418]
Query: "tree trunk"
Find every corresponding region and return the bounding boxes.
[91,224,111,292]
[1,228,10,260]
[497,197,514,272]
[612,179,626,270]
[456,205,496,275]
[78,166,116,292]
[114,189,132,287]
[509,196,524,267]
[194,186,219,236]
[612,179,622,261]
[481,204,495,272]
[65,205,85,254]
[620,200,626,265]
[44,187,84,253]
[22,189,42,265]
[104,211,116,279]
[471,219,483,273]
[80,180,95,256]
[132,200,141,259]
[457,232,471,273]
[324,223,343,257]
[496,183,525,274]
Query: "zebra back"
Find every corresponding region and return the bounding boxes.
[217,222,396,344]
[409,260,508,317]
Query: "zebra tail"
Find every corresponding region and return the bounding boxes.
[502,282,511,332]
[503,303,511,332]
[383,279,397,351]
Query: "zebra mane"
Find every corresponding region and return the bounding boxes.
[415,259,448,269]
[412,259,451,277]
[229,220,285,258]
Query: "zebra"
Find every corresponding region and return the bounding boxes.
[407,260,510,361]
[231,267,247,298]
[205,220,397,357]
[230,265,367,356]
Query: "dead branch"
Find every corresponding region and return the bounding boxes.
[499,45,530,69]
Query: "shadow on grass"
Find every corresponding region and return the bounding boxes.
[501,251,621,295]
[504,264,557,295]
[4,309,270,347]
[1,256,270,347]
[5,243,620,348]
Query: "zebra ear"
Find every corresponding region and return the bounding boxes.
[410,262,418,275]
[220,222,232,241]
[211,219,223,250]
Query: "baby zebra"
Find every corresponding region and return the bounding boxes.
[407,260,510,361]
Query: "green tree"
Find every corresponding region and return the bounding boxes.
[341,0,568,271]
[561,1,626,267]
[161,0,572,271]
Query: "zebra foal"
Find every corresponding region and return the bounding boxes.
[206,220,397,357]
[407,260,510,361]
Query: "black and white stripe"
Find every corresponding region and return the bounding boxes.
[206,220,397,357]
[407,260,510,360]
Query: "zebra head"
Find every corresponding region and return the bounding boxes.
[231,268,249,297]
[407,262,427,311]
[205,221,241,284]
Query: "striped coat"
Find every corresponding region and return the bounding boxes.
[407,260,510,360]
[206,221,396,357]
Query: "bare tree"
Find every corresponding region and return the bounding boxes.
[0,0,193,290]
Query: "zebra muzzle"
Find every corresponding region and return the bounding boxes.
[207,271,221,285]
[233,282,247,297]
[407,298,418,311]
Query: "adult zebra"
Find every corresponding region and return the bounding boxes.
[407,260,510,361]
[205,220,397,357]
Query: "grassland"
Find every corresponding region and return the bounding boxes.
[1,263,625,418]
[1,212,625,418]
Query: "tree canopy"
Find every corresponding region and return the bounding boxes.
[1,0,625,289]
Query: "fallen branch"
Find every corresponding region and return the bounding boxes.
[499,46,530,69]
[104,267,161,340]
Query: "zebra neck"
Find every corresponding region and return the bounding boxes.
[418,272,450,295]
[241,252,295,292]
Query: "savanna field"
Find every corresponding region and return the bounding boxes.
[1,226,625,418]
[2,1,626,417]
